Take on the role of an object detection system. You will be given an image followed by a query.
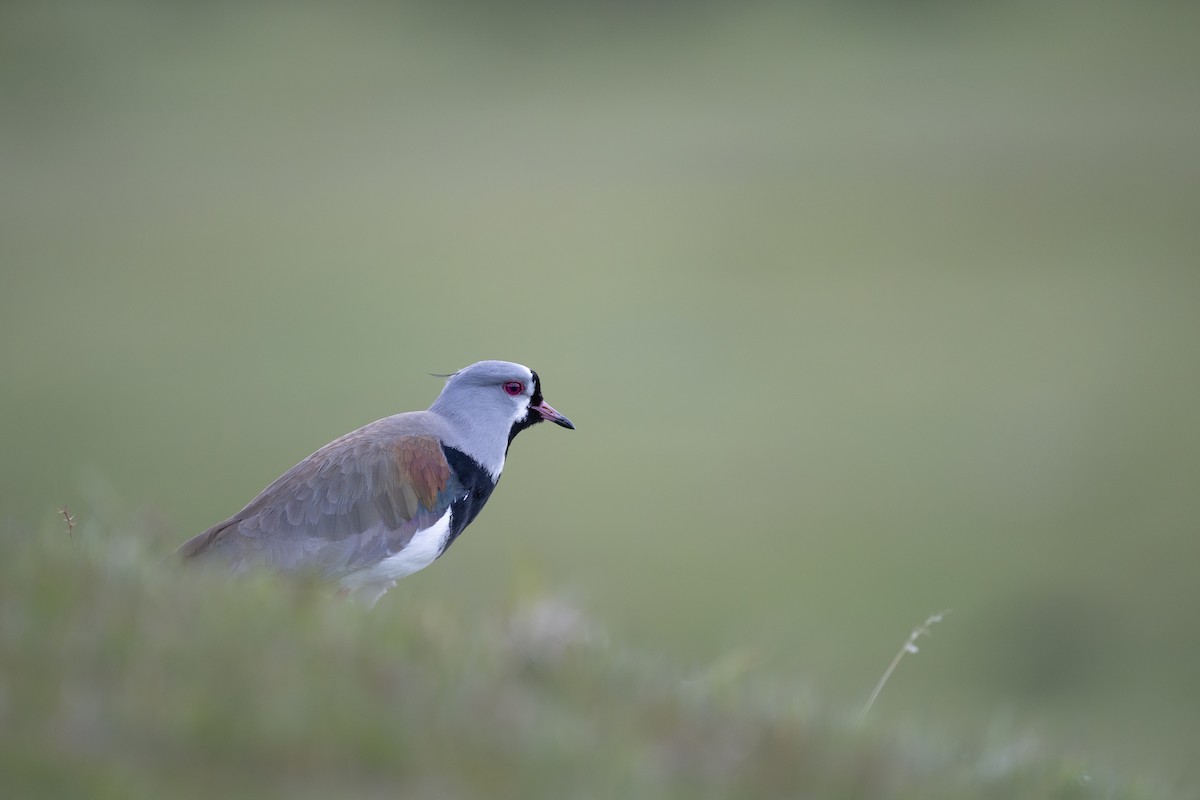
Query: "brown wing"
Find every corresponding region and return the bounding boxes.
[392,435,452,518]
[178,428,461,579]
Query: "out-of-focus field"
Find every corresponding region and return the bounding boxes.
[2,0,1199,792]
[3,528,1183,799]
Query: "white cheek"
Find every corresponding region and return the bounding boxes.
[511,396,532,426]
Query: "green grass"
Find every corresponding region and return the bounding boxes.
[3,0,1200,788]
[0,518,1188,800]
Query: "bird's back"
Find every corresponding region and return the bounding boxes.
[178,411,469,580]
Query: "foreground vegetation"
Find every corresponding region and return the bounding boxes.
[4,0,1200,779]
[0,520,1186,800]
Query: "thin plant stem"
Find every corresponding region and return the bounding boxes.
[59,505,76,539]
[857,610,950,724]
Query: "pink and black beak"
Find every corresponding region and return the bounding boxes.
[529,370,573,430]
[512,370,574,442]
[533,399,574,430]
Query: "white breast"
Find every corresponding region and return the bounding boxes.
[338,507,453,606]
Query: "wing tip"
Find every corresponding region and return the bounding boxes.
[176,519,235,559]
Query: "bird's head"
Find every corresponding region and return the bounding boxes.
[432,360,574,450]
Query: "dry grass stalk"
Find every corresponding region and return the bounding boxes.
[857,610,950,724]
[59,505,76,538]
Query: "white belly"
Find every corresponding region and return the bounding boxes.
[338,507,453,605]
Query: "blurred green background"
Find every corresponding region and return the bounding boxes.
[3,0,1198,784]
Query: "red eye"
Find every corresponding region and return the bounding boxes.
[503,381,524,396]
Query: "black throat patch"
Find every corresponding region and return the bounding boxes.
[440,445,498,553]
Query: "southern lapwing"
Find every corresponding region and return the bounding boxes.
[177,360,573,606]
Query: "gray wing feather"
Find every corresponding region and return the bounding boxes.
[178,414,461,579]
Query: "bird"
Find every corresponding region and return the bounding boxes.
[176,360,573,606]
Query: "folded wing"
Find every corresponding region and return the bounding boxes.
[177,429,460,580]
